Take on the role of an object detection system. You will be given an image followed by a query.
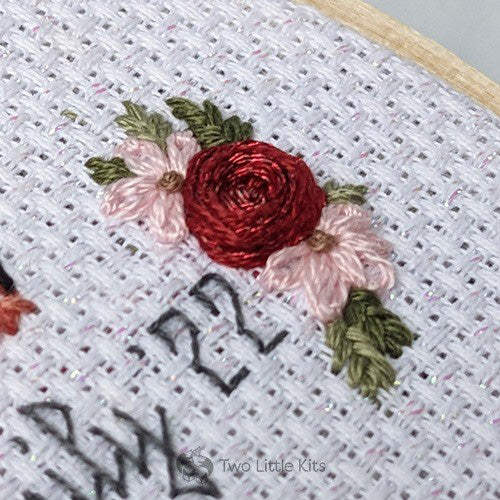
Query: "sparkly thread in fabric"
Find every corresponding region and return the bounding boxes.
[83,95,410,400]
[2,1,497,495]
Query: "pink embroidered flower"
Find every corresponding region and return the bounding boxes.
[260,204,395,323]
[101,132,200,244]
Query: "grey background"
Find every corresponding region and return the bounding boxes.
[365,0,500,82]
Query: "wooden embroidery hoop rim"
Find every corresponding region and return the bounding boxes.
[299,0,500,116]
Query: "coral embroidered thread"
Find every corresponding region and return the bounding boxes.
[0,260,37,336]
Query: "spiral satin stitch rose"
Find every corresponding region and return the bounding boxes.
[182,140,326,269]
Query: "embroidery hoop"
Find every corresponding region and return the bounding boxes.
[1,0,497,498]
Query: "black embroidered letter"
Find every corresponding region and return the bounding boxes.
[147,308,250,395]
[18,401,221,499]
[190,273,288,354]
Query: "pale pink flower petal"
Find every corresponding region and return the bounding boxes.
[302,252,351,322]
[260,244,311,290]
[101,177,158,221]
[165,131,201,174]
[361,253,395,290]
[340,231,393,259]
[330,247,365,286]
[114,138,167,178]
[375,238,393,259]
[146,191,188,244]
[320,203,371,234]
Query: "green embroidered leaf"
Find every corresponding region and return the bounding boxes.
[115,101,172,149]
[165,97,254,148]
[85,157,134,185]
[325,290,413,402]
[323,180,368,205]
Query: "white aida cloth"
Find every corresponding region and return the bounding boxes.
[0,0,499,499]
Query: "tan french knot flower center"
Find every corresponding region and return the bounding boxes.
[158,171,184,192]
[306,230,337,252]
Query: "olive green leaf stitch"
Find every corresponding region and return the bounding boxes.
[165,97,254,148]
[85,157,135,185]
[326,320,396,400]
[325,289,413,401]
[324,180,368,205]
[115,101,172,149]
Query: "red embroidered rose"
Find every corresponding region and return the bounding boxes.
[182,140,326,268]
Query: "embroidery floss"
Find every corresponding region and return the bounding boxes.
[325,289,413,400]
[18,401,222,499]
[0,261,37,336]
[0,260,15,294]
[147,273,288,395]
[166,98,253,148]
[84,96,414,401]
[182,140,326,268]
[260,203,394,322]
[323,179,368,205]
[96,132,200,244]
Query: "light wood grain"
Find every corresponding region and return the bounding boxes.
[298,0,500,115]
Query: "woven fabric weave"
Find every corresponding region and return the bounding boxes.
[0,0,498,498]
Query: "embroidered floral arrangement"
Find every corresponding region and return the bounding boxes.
[85,98,413,401]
